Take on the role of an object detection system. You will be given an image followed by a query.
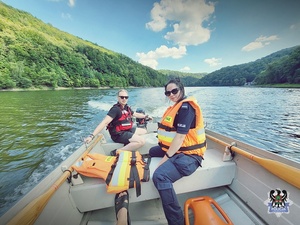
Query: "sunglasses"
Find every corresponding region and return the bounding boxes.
[165,88,179,96]
[119,96,129,99]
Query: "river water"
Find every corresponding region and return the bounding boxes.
[0,87,299,216]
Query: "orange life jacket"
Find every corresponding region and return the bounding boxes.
[157,97,207,156]
[72,150,150,197]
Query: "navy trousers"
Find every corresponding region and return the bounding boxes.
[149,146,202,225]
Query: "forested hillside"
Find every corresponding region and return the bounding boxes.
[0,2,167,90]
[194,46,300,86]
[254,46,300,84]
[159,69,207,86]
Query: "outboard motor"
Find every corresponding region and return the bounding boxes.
[136,108,147,128]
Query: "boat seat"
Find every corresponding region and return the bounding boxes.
[69,140,236,213]
[184,196,234,225]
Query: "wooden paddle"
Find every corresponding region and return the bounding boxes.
[7,134,104,225]
[206,134,300,189]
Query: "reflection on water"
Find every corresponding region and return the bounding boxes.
[200,87,300,157]
[0,87,299,215]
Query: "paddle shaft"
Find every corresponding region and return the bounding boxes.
[8,134,103,225]
[206,134,300,189]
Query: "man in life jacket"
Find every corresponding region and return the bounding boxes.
[85,89,152,155]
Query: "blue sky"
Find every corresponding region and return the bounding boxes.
[1,0,300,73]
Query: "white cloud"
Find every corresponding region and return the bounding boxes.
[68,0,75,7]
[256,35,278,42]
[180,66,191,72]
[204,58,222,67]
[242,42,264,51]
[242,35,279,52]
[48,0,75,7]
[145,2,167,32]
[137,45,187,69]
[146,0,215,46]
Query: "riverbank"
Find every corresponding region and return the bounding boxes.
[1,84,299,92]
[0,86,135,92]
[256,84,300,88]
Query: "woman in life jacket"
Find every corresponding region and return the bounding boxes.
[148,78,206,225]
[85,89,152,154]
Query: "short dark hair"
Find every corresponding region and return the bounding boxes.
[164,78,185,102]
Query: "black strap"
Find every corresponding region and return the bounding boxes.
[141,154,151,182]
[159,140,207,151]
[128,151,141,197]
[106,151,151,197]
[105,156,118,185]
[130,151,137,166]
[228,145,236,158]
[157,122,177,132]
[65,169,73,183]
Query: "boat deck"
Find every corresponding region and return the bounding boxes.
[69,130,236,212]
[85,187,264,225]
[69,127,266,225]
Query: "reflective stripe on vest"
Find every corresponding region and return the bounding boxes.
[158,127,205,142]
[106,150,148,196]
[109,151,135,189]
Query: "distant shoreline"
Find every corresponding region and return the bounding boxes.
[1,84,299,92]
[255,84,300,88]
[0,86,138,92]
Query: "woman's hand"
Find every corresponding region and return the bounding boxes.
[157,156,168,168]
[156,133,186,169]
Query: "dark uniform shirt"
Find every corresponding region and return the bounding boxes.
[174,102,196,134]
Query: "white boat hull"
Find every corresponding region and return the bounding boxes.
[1,123,300,225]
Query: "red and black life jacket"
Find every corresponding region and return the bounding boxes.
[107,104,133,134]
